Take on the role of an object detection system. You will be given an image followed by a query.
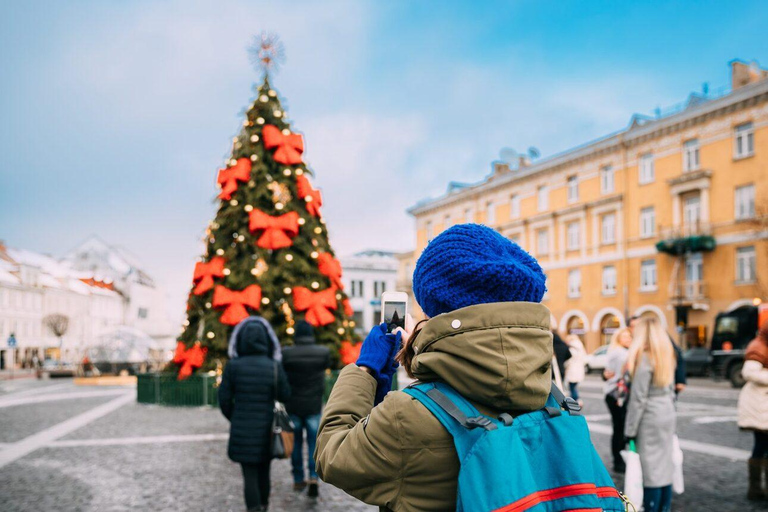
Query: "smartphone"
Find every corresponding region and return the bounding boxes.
[381,291,408,334]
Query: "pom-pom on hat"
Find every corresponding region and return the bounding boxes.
[412,224,546,318]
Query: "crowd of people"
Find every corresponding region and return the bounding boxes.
[214,223,768,511]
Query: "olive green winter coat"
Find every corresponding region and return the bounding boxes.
[315,302,553,512]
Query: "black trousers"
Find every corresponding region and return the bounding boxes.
[605,395,627,467]
[241,461,271,510]
[753,431,768,459]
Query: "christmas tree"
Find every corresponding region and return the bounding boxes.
[175,34,357,377]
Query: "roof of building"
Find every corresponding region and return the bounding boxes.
[408,65,768,217]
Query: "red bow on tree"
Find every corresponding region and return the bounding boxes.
[212,285,262,325]
[262,125,304,165]
[296,175,323,217]
[317,252,343,289]
[293,286,338,327]
[217,158,251,200]
[340,340,362,366]
[342,298,354,318]
[192,257,226,295]
[248,209,300,249]
[173,341,207,380]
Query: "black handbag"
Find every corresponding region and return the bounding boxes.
[271,361,294,459]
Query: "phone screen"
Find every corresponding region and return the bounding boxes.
[383,301,406,333]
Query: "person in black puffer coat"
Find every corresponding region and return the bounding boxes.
[281,321,331,497]
[219,316,291,512]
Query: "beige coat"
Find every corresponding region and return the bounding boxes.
[315,302,553,512]
[737,360,768,431]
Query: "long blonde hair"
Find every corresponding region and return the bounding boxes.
[626,317,675,388]
[608,327,631,351]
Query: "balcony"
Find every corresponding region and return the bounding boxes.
[672,280,708,301]
[656,222,716,256]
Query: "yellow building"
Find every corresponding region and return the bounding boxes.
[405,60,768,353]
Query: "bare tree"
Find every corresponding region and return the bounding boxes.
[44,314,69,362]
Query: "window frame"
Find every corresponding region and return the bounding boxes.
[600,165,615,194]
[567,269,581,298]
[567,176,579,203]
[734,184,755,220]
[640,259,658,291]
[510,194,520,219]
[566,221,581,251]
[601,213,616,245]
[683,139,700,172]
[536,228,549,256]
[639,153,655,185]
[639,206,656,239]
[486,201,495,225]
[736,246,756,284]
[537,185,549,212]
[734,122,754,159]
[602,265,617,296]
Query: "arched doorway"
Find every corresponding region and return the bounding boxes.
[599,314,621,346]
[566,316,587,343]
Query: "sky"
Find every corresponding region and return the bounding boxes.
[2,0,767,317]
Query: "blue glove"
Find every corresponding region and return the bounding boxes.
[357,323,399,381]
[374,332,401,405]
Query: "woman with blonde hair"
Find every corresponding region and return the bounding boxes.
[624,317,677,512]
[603,327,632,472]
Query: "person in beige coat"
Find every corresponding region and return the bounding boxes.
[737,320,768,501]
[314,224,551,511]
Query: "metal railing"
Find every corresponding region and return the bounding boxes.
[672,281,707,301]
[659,221,712,239]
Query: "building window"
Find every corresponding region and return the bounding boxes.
[735,184,755,220]
[537,185,548,211]
[567,222,581,251]
[567,269,581,298]
[639,153,655,184]
[426,221,433,241]
[602,266,617,296]
[567,176,579,203]
[640,259,657,291]
[373,281,387,296]
[444,214,451,228]
[600,166,615,194]
[734,122,754,159]
[601,213,616,244]
[736,246,756,283]
[536,229,549,256]
[683,139,700,172]
[486,201,495,225]
[137,308,148,319]
[640,207,655,239]
[510,194,520,219]
[350,280,364,298]
[464,208,473,223]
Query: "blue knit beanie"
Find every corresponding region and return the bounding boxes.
[413,224,546,318]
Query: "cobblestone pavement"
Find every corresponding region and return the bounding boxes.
[0,376,763,511]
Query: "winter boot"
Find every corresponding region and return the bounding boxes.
[747,458,766,501]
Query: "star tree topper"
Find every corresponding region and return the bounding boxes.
[249,32,286,77]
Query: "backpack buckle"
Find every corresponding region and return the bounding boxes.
[563,397,582,415]
[465,416,497,431]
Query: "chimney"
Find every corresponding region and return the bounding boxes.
[518,155,530,169]
[492,161,510,175]
[731,59,768,90]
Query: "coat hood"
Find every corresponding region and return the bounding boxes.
[411,302,553,412]
[228,316,282,361]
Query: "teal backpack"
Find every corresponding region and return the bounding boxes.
[403,381,628,512]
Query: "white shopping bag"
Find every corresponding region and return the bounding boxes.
[672,435,685,494]
[621,448,643,507]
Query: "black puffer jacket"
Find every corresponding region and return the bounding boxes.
[282,326,331,417]
[219,322,291,464]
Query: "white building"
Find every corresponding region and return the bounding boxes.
[0,237,175,370]
[340,250,399,335]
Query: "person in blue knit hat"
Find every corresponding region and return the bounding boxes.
[315,223,556,511]
[413,223,546,317]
